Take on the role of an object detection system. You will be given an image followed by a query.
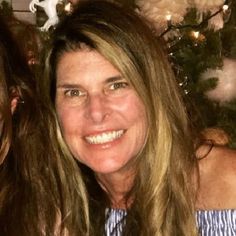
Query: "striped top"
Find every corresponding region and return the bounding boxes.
[105,209,236,236]
[196,209,236,235]
[105,209,126,236]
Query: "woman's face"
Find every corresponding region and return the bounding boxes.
[55,50,148,176]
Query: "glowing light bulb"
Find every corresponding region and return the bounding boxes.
[222,4,229,13]
[166,14,172,21]
[64,2,72,12]
[190,30,205,44]
[193,31,200,39]
[166,14,172,27]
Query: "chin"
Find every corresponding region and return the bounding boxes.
[90,163,123,175]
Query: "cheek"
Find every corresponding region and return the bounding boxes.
[56,106,83,135]
[117,94,147,125]
[115,94,148,142]
[129,98,148,141]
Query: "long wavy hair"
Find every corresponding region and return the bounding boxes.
[0,16,89,235]
[45,1,198,235]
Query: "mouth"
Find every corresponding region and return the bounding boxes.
[84,130,125,144]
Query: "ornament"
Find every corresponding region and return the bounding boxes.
[29,0,63,31]
[201,58,236,103]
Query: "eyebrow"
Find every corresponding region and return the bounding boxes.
[105,75,124,83]
[56,83,80,89]
[57,75,124,89]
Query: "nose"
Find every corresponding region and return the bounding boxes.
[85,94,110,123]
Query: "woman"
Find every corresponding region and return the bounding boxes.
[44,1,198,235]
[44,1,236,235]
[0,15,89,235]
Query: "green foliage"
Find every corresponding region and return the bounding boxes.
[164,2,236,147]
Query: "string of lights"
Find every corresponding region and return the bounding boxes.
[158,0,232,39]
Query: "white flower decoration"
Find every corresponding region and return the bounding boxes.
[191,0,224,11]
[201,58,236,103]
[136,0,190,33]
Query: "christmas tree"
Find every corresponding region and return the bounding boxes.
[134,0,236,147]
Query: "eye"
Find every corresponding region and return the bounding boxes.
[64,89,86,97]
[109,82,129,90]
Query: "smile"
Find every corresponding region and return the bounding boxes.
[85,130,124,144]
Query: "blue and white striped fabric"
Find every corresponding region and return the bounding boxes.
[105,209,236,236]
[196,209,236,236]
[105,209,126,236]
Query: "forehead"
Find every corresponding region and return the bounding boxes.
[56,50,121,84]
[58,49,106,67]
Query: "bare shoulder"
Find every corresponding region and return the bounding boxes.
[196,145,236,209]
[198,145,236,173]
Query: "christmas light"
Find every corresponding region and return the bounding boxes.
[192,31,200,39]
[166,14,172,27]
[222,3,231,22]
[222,4,229,13]
[64,2,72,13]
[166,14,172,21]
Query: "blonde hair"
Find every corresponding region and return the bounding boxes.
[46,1,198,235]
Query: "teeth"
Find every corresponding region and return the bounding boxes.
[85,130,124,144]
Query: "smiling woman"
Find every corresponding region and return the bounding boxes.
[44,1,198,235]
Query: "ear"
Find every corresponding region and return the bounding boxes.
[9,86,20,114]
[10,96,19,114]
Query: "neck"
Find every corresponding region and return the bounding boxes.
[96,169,135,209]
